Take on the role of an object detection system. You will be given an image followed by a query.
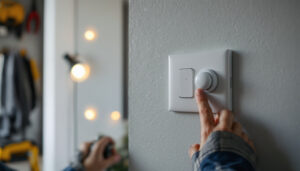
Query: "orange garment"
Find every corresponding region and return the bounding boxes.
[29,59,39,81]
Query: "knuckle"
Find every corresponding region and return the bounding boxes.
[201,129,211,138]
[220,110,233,121]
[190,144,196,148]
[217,125,231,132]
[80,142,90,149]
[81,142,87,148]
[200,108,210,114]
[93,142,101,150]
[221,109,231,115]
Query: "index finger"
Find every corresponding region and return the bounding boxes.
[195,89,215,131]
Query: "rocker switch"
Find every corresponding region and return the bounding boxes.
[179,68,194,98]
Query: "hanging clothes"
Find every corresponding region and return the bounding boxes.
[30,59,40,81]
[22,56,36,110]
[1,51,8,112]
[0,53,6,137]
[2,52,16,117]
[0,52,10,138]
[14,53,33,133]
[0,53,5,115]
[0,51,37,138]
[0,52,15,137]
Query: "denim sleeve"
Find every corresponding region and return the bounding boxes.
[62,166,80,171]
[192,131,256,171]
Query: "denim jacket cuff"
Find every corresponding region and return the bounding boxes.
[194,131,256,169]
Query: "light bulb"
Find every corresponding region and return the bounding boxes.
[110,111,121,121]
[84,30,96,41]
[70,63,90,82]
[84,108,97,121]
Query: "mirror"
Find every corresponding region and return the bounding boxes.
[0,0,128,170]
[73,1,128,170]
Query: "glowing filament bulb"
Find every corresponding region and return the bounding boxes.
[110,111,121,121]
[84,30,96,41]
[70,63,90,82]
[84,108,97,121]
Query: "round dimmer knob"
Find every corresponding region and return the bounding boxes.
[195,69,218,92]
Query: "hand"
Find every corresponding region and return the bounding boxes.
[80,137,121,171]
[189,89,255,159]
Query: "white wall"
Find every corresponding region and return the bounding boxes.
[43,0,75,170]
[129,0,300,171]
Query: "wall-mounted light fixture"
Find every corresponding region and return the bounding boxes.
[64,54,90,82]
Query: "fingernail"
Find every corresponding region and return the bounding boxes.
[195,89,199,96]
[196,88,203,96]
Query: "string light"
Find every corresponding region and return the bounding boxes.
[110,111,121,121]
[70,63,90,82]
[84,30,96,41]
[84,108,97,121]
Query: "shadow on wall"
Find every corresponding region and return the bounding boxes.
[232,51,293,171]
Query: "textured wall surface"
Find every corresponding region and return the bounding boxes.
[129,0,300,171]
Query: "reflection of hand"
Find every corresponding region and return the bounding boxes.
[189,89,255,158]
[80,137,121,171]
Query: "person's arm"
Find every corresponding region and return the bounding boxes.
[189,89,256,171]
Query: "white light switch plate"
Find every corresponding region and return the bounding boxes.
[168,49,232,113]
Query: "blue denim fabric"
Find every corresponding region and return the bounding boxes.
[192,131,256,171]
[63,166,77,171]
[195,151,254,171]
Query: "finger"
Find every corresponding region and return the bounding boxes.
[241,132,250,143]
[80,142,93,157]
[232,121,243,136]
[103,153,121,168]
[248,140,256,151]
[214,113,220,125]
[189,144,200,159]
[216,109,234,131]
[195,89,215,131]
[92,137,114,158]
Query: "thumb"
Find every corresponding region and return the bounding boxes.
[189,144,200,159]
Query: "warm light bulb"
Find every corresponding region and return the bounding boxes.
[70,63,90,82]
[110,111,121,121]
[84,108,97,121]
[84,30,96,41]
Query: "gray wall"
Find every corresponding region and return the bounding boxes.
[129,0,300,171]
